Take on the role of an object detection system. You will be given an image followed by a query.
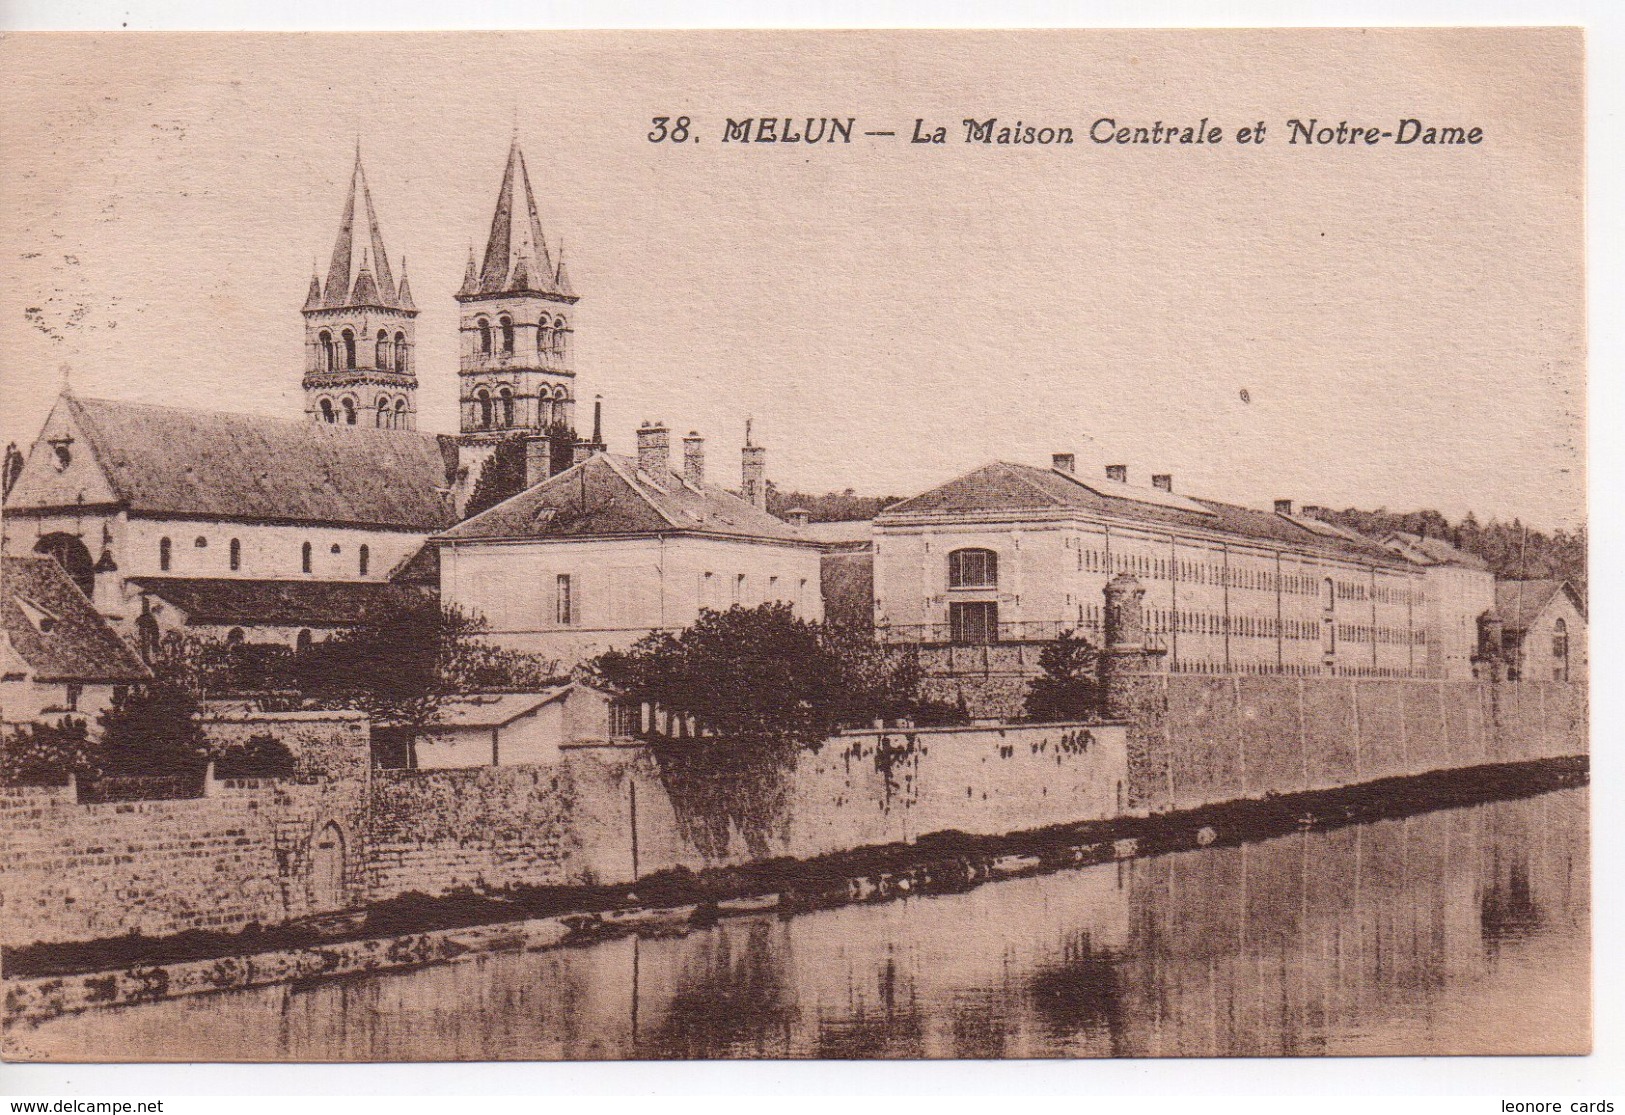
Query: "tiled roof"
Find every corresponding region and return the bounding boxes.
[436,453,816,546]
[1494,580,1582,632]
[3,556,150,683]
[1386,531,1491,571]
[131,577,432,628]
[879,460,1409,567]
[30,395,456,530]
[427,688,570,729]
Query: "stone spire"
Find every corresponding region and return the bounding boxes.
[477,136,558,296]
[554,241,575,297]
[458,245,480,297]
[396,257,415,311]
[322,147,402,309]
[303,272,324,310]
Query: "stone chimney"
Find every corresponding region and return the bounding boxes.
[637,422,671,477]
[682,432,706,487]
[1151,473,1172,492]
[1052,453,1076,475]
[741,428,767,511]
[1274,499,1293,516]
[787,507,811,527]
[1301,504,1324,520]
[573,439,593,467]
[524,435,552,489]
[1105,464,1127,483]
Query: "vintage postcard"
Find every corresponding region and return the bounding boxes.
[0,29,1587,1062]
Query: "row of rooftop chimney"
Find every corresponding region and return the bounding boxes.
[632,421,768,509]
[1049,453,1326,521]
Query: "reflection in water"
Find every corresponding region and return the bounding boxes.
[14,788,1588,1060]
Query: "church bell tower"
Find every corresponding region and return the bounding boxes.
[456,136,580,446]
[302,146,419,430]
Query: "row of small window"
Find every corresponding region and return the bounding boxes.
[951,545,1415,607]
[473,314,571,359]
[158,536,371,576]
[697,571,810,612]
[317,329,410,374]
[468,386,569,430]
[1335,623,1425,645]
[1171,661,1421,678]
[316,393,411,427]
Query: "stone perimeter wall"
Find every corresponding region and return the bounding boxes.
[1121,675,1588,812]
[0,680,1589,949]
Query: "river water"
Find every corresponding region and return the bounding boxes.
[11,787,1589,1060]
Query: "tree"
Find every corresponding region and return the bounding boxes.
[462,422,579,520]
[96,638,210,777]
[1023,630,1102,723]
[590,603,940,752]
[0,717,95,786]
[212,731,296,779]
[290,597,562,733]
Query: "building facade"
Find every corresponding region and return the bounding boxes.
[436,425,823,665]
[874,457,1436,678]
[1378,531,1495,680]
[1495,579,1588,682]
[1,392,457,647]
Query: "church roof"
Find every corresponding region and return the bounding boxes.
[880,460,1409,567]
[1494,579,1585,632]
[436,452,815,546]
[10,394,457,531]
[129,577,432,628]
[3,556,151,684]
[316,147,410,312]
[467,137,567,299]
[1384,531,1491,571]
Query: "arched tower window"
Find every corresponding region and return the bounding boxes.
[301,541,313,574]
[376,396,390,427]
[319,397,335,423]
[359,544,370,577]
[538,316,552,354]
[498,387,515,428]
[341,329,356,370]
[375,330,390,369]
[477,317,492,355]
[394,332,407,373]
[394,397,407,426]
[318,331,334,372]
[296,629,313,654]
[499,315,515,355]
[553,318,569,357]
[475,388,493,429]
[341,397,357,425]
[229,538,241,571]
[159,536,172,572]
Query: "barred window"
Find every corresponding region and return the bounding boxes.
[948,548,998,589]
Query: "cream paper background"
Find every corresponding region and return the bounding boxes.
[0,9,1609,1102]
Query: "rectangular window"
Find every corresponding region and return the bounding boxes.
[769,575,780,599]
[733,573,746,606]
[950,601,998,645]
[609,700,640,739]
[556,574,575,625]
[948,548,998,588]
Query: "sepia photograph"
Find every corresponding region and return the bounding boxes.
[0,27,1589,1066]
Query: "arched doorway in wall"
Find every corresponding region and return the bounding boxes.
[309,821,347,913]
[34,532,95,599]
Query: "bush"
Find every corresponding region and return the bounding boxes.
[1023,631,1103,722]
[212,732,296,779]
[96,658,208,778]
[0,717,95,786]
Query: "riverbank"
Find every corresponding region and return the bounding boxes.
[3,755,1588,1027]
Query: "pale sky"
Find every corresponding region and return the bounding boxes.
[0,29,1585,530]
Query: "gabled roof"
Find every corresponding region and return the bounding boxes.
[879,460,1408,567]
[1494,579,1585,632]
[3,556,150,683]
[130,577,432,628]
[1384,531,1491,571]
[7,394,457,530]
[436,452,815,546]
